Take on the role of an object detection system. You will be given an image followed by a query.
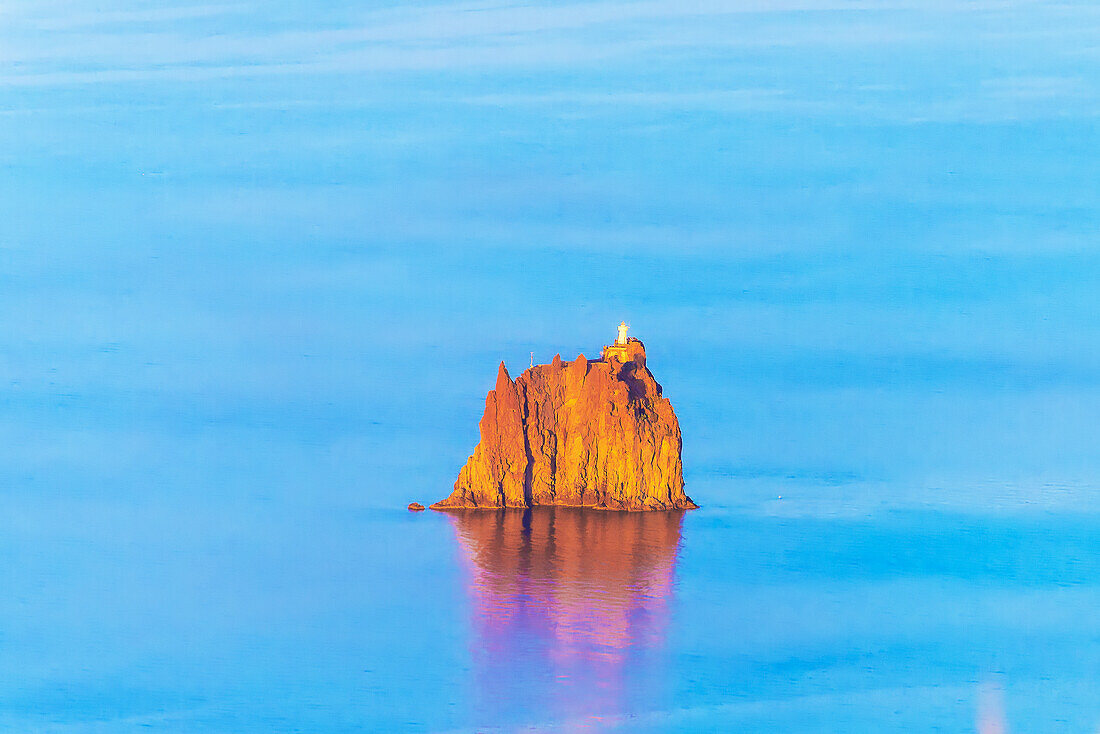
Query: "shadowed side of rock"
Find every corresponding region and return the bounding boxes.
[431,339,696,511]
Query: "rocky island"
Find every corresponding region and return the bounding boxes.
[431,323,696,511]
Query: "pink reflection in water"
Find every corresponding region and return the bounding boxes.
[446,508,685,728]
[977,684,1007,734]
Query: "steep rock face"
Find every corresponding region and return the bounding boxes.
[432,339,696,511]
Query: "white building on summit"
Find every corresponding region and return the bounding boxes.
[602,321,643,364]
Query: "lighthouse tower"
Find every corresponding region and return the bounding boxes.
[616,320,629,345]
[602,321,644,364]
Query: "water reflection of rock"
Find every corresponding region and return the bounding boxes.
[446,508,685,728]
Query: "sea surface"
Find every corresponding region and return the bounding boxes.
[8,475,1100,732]
[5,0,1100,731]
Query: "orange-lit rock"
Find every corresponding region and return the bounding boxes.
[431,336,696,511]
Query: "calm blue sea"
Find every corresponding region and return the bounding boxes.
[5,0,1100,731]
[8,485,1100,731]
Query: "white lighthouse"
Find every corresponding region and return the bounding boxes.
[601,320,639,364]
[616,321,629,345]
